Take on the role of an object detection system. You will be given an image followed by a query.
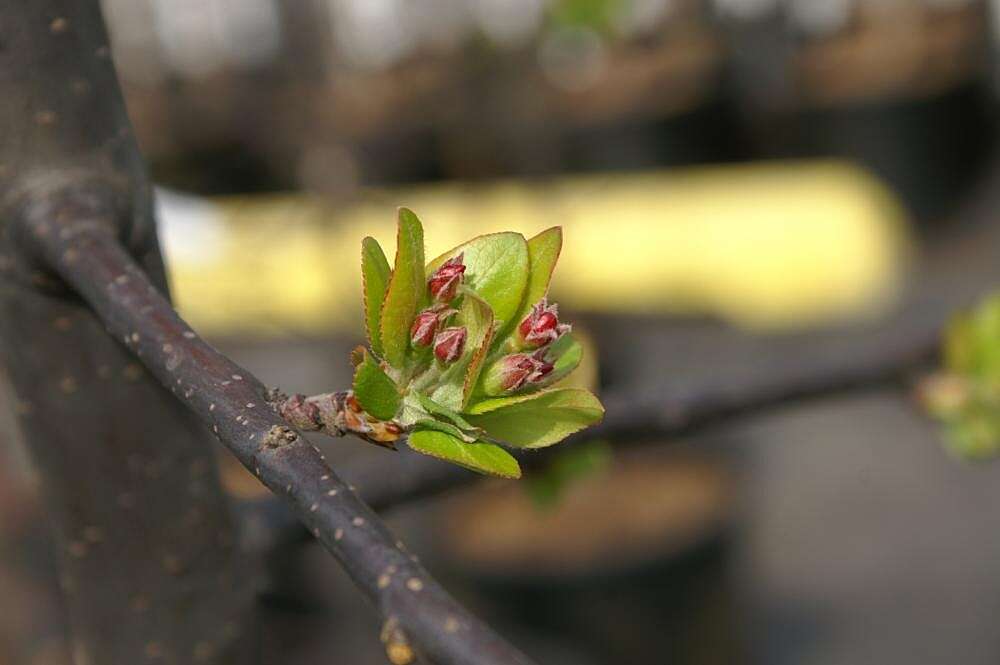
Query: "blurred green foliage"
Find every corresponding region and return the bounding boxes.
[526,439,613,509]
[922,294,1000,460]
[549,0,623,32]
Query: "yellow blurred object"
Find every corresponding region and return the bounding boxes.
[162,160,910,337]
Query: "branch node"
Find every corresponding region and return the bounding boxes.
[273,389,402,449]
[271,390,322,432]
[381,616,417,665]
[262,425,298,449]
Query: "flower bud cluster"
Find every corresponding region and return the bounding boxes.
[410,255,469,364]
[483,298,571,395]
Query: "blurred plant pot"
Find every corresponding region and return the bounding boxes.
[549,18,749,172]
[430,446,741,665]
[725,0,993,226]
[791,82,993,227]
[788,1,994,225]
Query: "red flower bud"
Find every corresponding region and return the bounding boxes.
[433,326,467,363]
[410,309,439,347]
[410,306,458,348]
[428,254,466,302]
[482,350,554,395]
[517,298,571,349]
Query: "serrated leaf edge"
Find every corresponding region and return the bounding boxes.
[361,236,391,357]
[379,208,425,368]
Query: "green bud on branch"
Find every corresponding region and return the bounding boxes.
[921,292,1000,461]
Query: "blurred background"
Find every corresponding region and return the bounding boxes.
[6,0,1000,662]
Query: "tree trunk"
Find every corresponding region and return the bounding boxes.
[0,1,257,662]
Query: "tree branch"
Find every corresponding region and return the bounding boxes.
[0,1,257,661]
[238,449,473,553]
[12,205,536,665]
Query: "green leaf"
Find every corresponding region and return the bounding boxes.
[396,391,428,428]
[361,237,391,357]
[461,291,496,406]
[545,333,582,385]
[413,391,478,431]
[414,418,479,443]
[352,350,400,421]
[465,388,605,449]
[427,232,528,330]
[380,208,426,368]
[526,440,612,509]
[408,429,521,479]
[511,227,562,334]
[430,290,495,411]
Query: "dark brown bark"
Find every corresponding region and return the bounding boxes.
[0,1,256,663]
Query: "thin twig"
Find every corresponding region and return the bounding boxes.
[14,202,536,665]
